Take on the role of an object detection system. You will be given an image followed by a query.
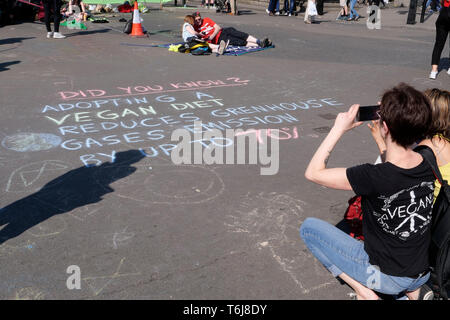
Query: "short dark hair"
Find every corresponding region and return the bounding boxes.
[379,83,432,148]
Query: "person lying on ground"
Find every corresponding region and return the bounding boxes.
[182,15,228,55]
[192,11,272,48]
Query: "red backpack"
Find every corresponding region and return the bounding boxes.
[344,195,364,241]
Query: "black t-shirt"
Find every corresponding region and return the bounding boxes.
[346,159,435,277]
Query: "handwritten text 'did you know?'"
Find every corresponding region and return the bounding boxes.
[56,78,250,101]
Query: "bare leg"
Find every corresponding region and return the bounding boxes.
[209,44,219,53]
[245,36,260,47]
[406,288,420,300]
[338,272,380,300]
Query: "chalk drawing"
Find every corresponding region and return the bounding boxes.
[67,204,103,222]
[13,287,46,300]
[225,192,335,294]
[26,216,67,238]
[234,127,299,144]
[0,240,36,257]
[5,160,73,193]
[1,133,61,152]
[58,78,250,101]
[94,164,225,205]
[82,257,141,296]
[111,227,135,249]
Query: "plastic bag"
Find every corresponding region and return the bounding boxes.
[308,0,318,16]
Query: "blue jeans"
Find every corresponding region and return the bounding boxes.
[349,0,359,19]
[268,0,279,12]
[426,0,441,11]
[299,217,430,295]
[284,0,295,13]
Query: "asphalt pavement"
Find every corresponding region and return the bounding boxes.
[0,3,449,301]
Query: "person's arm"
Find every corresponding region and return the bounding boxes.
[304,104,363,190]
[367,120,387,162]
[186,24,200,37]
[208,23,221,41]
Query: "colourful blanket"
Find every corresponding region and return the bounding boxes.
[120,42,274,56]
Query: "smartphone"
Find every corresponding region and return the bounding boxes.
[357,105,380,121]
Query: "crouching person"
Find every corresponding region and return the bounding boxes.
[300,83,435,300]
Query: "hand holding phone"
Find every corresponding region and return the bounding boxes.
[357,105,380,121]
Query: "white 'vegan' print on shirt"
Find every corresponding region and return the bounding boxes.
[375,182,434,240]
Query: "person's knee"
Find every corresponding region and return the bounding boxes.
[299,217,321,240]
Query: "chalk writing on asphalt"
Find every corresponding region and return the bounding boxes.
[3,77,344,168]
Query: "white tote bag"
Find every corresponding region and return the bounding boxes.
[308,0,318,16]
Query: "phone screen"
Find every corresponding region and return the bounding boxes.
[357,105,380,121]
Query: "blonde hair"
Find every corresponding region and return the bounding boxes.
[184,15,195,26]
[182,15,195,36]
[424,88,450,140]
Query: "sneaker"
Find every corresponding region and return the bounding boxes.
[275,11,280,15]
[218,39,229,55]
[419,284,434,300]
[447,68,450,75]
[288,13,292,16]
[266,8,270,14]
[47,32,53,38]
[53,32,66,39]
[261,38,272,48]
[429,71,438,79]
[284,11,288,15]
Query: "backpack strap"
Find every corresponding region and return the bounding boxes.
[415,145,450,229]
[414,145,447,187]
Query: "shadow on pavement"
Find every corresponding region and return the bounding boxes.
[0,149,145,245]
[64,28,112,37]
[0,60,20,72]
[0,37,35,45]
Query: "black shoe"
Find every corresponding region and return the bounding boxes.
[418,284,434,300]
[261,38,271,48]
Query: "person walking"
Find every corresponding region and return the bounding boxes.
[337,0,349,20]
[42,0,66,38]
[429,0,450,79]
[348,0,360,20]
[426,0,442,13]
[304,0,318,23]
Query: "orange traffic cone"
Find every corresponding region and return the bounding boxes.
[130,1,147,37]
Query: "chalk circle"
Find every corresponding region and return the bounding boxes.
[26,216,67,238]
[95,165,225,204]
[2,133,61,152]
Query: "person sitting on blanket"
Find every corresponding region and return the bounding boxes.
[192,11,272,48]
[182,15,228,55]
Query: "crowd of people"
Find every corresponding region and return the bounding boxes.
[301,84,449,300]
